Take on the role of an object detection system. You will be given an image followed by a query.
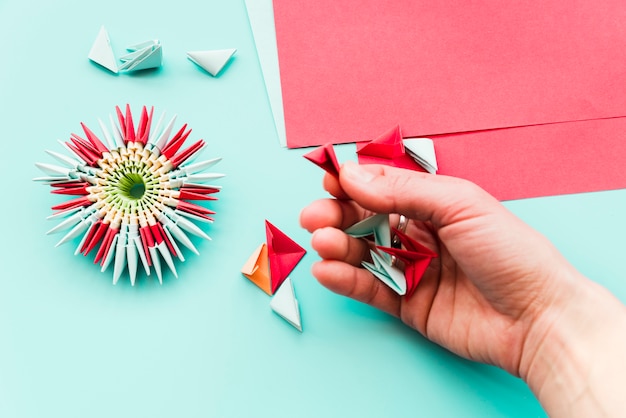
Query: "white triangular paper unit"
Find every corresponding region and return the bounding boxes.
[187,49,237,76]
[362,250,407,295]
[345,214,392,262]
[403,138,438,174]
[119,41,162,72]
[270,276,302,332]
[88,26,118,74]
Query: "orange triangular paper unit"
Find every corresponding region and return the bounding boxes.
[378,228,437,298]
[265,220,306,294]
[241,243,272,295]
[303,143,340,177]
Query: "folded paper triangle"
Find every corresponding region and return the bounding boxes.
[377,228,438,298]
[270,276,302,331]
[187,49,237,76]
[265,220,306,294]
[362,250,407,295]
[356,125,425,171]
[403,138,438,174]
[88,26,118,74]
[345,214,392,262]
[303,143,340,177]
[119,40,162,72]
[357,125,403,159]
[241,243,272,295]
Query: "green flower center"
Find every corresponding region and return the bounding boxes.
[98,154,163,213]
[119,172,147,200]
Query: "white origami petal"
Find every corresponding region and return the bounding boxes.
[156,242,178,279]
[101,235,118,273]
[149,246,162,284]
[46,209,85,234]
[113,228,128,284]
[163,227,186,261]
[45,150,80,168]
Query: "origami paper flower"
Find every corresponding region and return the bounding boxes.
[34,105,224,285]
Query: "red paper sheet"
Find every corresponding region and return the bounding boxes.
[433,118,626,201]
[274,0,626,199]
[274,0,626,147]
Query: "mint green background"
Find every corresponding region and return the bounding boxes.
[1,1,625,417]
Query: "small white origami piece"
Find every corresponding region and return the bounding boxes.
[403,138,438,174]
[119,40,163,72]
[270,276,302,332]
[88,26,163,74]
[362,250,407,295]
[187,49,237,76]
[88,26,118,74]
[344,214,392,259]
[345,214,406,295]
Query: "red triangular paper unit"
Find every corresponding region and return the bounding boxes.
[357,125,403,159]
[303,143,340,177]
[356,125,424,171]
[378,228,437,298]
[265,220,307,294]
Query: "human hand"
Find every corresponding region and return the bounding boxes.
[300,161,626,416]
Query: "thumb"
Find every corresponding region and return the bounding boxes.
[339,161,503,228]
[338,163,571,316]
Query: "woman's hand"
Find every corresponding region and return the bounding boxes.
[300,161,626,417]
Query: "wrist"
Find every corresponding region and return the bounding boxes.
[520,273,626,417]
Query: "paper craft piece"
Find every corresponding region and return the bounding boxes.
[270,0,626,200]
[403,138,438,174]
[187,49,237,76]
[345,214,414,294]
[270,276,302,331]
[345,214,392,259]
[241,221,307,331]
[245,1,626,199]
[377,228,438,298]
[241,243,272,295]
[362,250,407,295]
[88,26,118,74]
[433,118,626,201]
[119,40,163,72]
[274,0,626,149]
[34,105,224,285]
[265,220,306,294]
[356,126,425,172]
[303,143,340,177]
[244,0,287,146]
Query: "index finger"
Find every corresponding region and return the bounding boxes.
[323,170,351,200]
[299,198,371,233]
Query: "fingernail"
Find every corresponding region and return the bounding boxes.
[342,161,375,183]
